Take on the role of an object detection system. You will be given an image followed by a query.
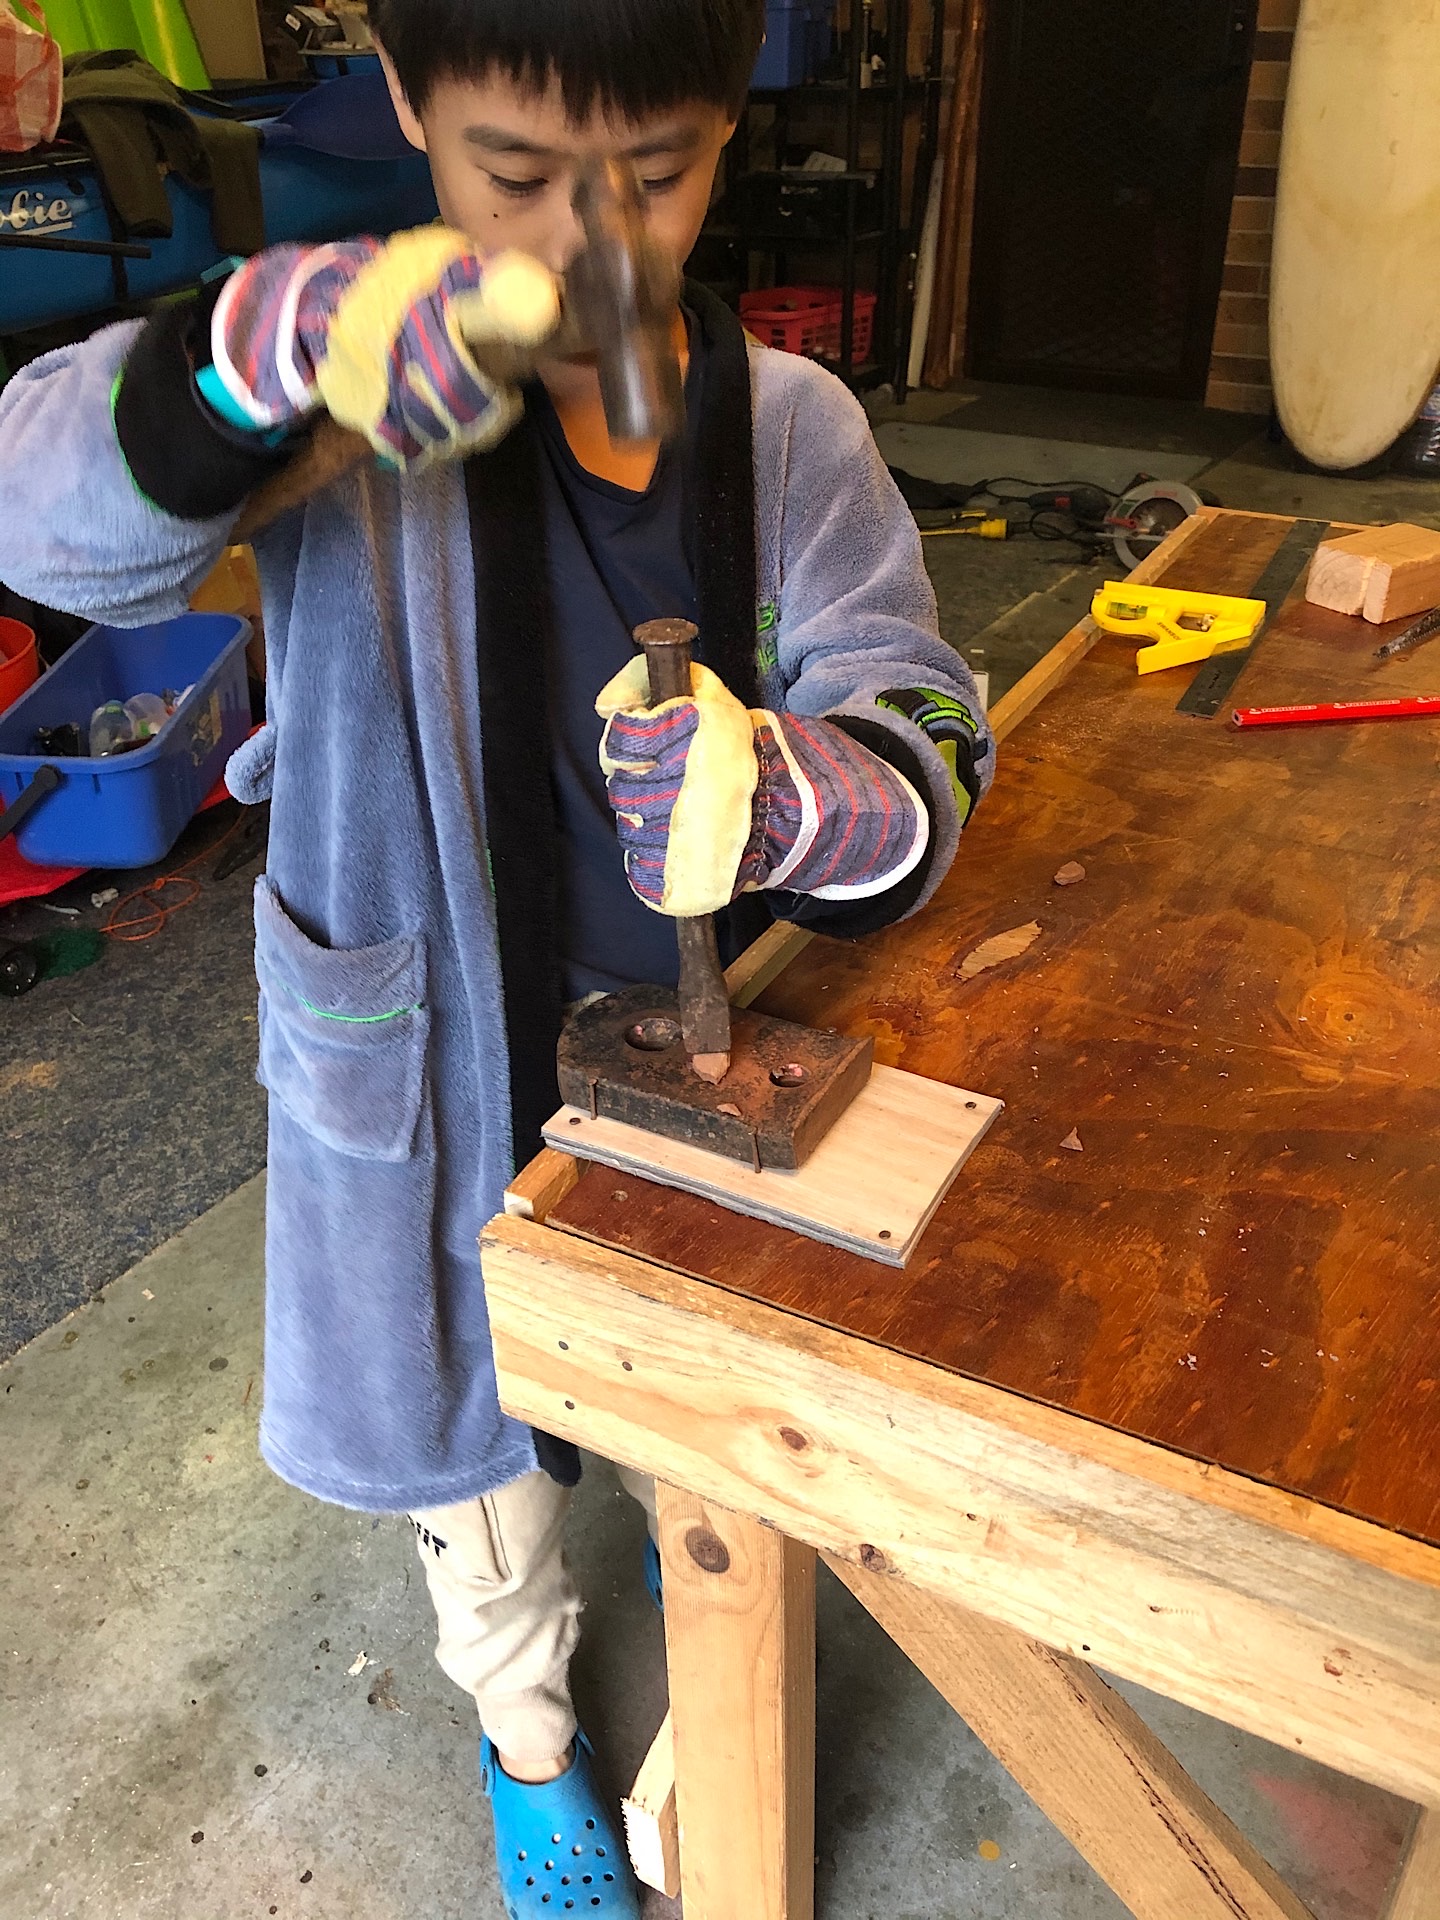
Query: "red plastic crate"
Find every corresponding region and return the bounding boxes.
[739,286,833,356]
[818,289,876,364]
[739,285,878,364]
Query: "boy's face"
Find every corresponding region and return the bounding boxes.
[380,58,735,280]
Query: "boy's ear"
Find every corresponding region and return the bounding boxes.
[375,40,428,153]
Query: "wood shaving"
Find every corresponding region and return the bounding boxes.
[1061,1129,1083,1152]
[959,921,1042,981]
[1053,862,1086,887]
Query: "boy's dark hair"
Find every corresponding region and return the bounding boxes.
[371,0,766,121]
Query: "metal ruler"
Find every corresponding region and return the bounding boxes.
[1176,517,1332,717]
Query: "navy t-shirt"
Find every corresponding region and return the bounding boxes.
[532,336,702,1001]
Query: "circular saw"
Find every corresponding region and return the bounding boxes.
[1106,481,1204,570]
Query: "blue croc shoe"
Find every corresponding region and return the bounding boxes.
[481,1731,641,1919]
[642,1535,663,1613]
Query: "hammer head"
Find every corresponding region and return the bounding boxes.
[564,158,685,446]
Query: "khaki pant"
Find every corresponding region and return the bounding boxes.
[409,1463,656,1763]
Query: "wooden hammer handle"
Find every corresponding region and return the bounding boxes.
[232,416,372,544]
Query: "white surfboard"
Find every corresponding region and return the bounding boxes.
[1270,0,1440,469]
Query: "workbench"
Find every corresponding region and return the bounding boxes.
[481,506,1440,1919]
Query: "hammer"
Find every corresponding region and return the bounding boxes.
[235,158,684,541]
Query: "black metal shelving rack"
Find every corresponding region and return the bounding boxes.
[705,0,947,399]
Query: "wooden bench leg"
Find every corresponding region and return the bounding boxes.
[657,1482,816,1920]
[1384,1807,1440,1920]
[827,1552,1315,1920]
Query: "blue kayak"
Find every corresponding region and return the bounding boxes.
[0,68,438,334]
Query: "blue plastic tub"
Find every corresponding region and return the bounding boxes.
[0,614,251,869]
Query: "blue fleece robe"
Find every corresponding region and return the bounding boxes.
[0,321,994,1510]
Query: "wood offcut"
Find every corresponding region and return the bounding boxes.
[1306,522,1440,626]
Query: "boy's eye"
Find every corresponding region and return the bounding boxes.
[487,173,547,199]
[641,171,685,196]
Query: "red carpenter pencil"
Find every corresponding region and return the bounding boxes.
[1231,696,1440,728]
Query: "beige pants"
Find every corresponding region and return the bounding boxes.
[409,1463,656,1763]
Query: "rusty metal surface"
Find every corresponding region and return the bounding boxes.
[556,985,872,1170]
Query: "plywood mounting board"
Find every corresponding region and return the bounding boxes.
[1271,0,1440,469]
[543,1064,1002,1266]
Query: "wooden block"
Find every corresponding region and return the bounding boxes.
[828,1555,1315,1920]
[543,1065,1003,1265]
[1306,523,1440,625]
[502,1148,579,1224]
[622,1709,680,1898]
[657,1484,815,1920]
[1384,1809,1440,1920]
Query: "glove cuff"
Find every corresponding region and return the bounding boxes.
[211,240,380,431]
[745,711,930,900]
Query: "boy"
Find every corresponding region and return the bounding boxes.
[0,1,992,1909]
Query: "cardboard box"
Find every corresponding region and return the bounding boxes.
[183,0,267,79]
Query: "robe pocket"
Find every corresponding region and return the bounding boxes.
[254,876,430,1163]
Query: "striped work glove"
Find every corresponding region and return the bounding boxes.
[596,660,929,918]
[209,227,560,468]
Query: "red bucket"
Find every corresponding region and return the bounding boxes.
[0,618,38,715]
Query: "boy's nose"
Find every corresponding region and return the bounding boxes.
[541,186,587,276]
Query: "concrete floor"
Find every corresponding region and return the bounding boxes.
[0,1179,1419,1920]
[0,803,266,1359]
[4,381,1439,1920]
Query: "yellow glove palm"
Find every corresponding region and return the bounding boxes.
[595,657,759,917]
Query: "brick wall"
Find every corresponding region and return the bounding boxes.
[1204,0,1297,414]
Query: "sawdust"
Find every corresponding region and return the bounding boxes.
[1061,1129,1084,1152]
[959,921,1042,981]
[0,1060,58,1097]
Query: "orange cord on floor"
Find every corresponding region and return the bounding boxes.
[103,808,248,943]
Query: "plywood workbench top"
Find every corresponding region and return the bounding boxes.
[551,511,1440,1551]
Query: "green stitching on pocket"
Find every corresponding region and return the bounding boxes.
[291,991,422,1025]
